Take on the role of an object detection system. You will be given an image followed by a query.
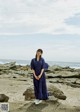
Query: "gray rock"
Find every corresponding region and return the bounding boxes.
[23,87,35,100]
[23,85,66,100]
[48,85,66,100]
[48,65,63,71]
[0,94,9,102]
[0,62,16,70]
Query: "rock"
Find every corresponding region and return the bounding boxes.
[13,76,17,78]
[76,79,80,84]
[46,70,55,74]
[48,85,66,100]
[21,65,30,71]
[13,65,22,70]
[23,85,66,100]
[47,65,75,74]
[15,65,30,71]
[23,87,35,100]
[49,80,80,88]
[48,65,63,71]
[13,70,28,76]
[62,66,75,72]
[0,94,9,102]
[46,72,80,79]
[0,62,16,70]
[75,69,80,72]
[0,71,4,75]
[46,73,56,79]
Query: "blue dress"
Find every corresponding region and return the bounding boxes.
[31,58,48,100]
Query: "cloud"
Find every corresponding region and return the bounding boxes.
[65,13,80,26]
[0,0,80,35]
[0,34,80,62]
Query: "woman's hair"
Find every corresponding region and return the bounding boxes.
[37,49,43,54]
[35,49,43,60]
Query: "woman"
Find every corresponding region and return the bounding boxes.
[31,49,48,105]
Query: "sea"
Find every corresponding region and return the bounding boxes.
[0,59,80,69]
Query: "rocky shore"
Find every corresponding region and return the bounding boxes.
[0,62,80,112]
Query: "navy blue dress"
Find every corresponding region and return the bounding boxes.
[31,58,48,100]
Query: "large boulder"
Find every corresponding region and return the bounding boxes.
[23,85,66,100]
[48,85,66,100]
[23,87,35,100]
[0,94,9,102]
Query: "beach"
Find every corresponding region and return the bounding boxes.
[0,62,80,112]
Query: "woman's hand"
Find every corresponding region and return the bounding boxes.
[38,74,42,79]
[35,75,39,80]
[32,69,39,80]
[38,69,44,79]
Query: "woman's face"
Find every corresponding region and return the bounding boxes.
[36,51,42,57]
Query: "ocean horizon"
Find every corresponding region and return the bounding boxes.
[0,59,80,69]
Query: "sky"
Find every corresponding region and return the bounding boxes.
[0,0,80,62]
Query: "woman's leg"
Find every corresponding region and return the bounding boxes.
[38,79,43,100]
[42,75,48,100]
[33,77,39,99]
[33,75,48,100]
[38,75,48,100]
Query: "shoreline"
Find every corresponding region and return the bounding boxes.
[0,59,80,68]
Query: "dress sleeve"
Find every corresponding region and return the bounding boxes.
[30,59,35,70]
[42,58,45,69]
[42,58,49,70]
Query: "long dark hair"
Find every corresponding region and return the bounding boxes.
[35,49,43,60]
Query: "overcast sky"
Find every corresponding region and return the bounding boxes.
[0,0,80,62]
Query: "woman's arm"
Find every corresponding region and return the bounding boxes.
[32,69,36,77]
[38,69,44,79]
[32,69,39,80]
[38,58,45,79]
[31,59,39,80]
